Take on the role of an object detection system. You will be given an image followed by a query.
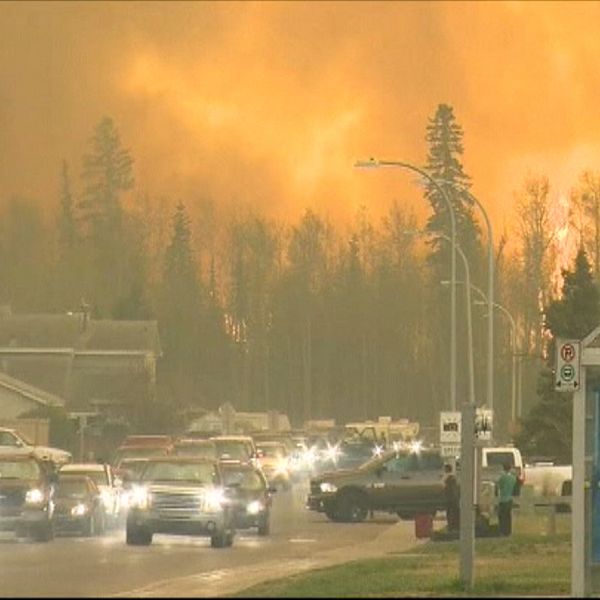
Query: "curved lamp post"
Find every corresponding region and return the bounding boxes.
[355,158,458,411]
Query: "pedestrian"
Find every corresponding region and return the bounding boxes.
[443,463,460,532]
[497,462,517,536]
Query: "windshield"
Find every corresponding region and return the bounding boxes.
[222,468,265,491]
[57,480,89,497]
[115,447,167,462]
[174,444,217,458]
[61,469,108,486]
[140,461,217,484]
[213,441,251,461]
[0,459,41,480]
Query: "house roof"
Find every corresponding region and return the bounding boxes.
[0,371,65,408]
[0,312,161,355]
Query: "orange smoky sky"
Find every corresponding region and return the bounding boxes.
[2,1,600,234]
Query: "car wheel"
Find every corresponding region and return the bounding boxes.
[337,491,368,523]
[324,506,341,522]
[33,521,54,542]
[211,530,229,548]
[257,517,270,536]
[126,524,152,546]
[397,512,414,521]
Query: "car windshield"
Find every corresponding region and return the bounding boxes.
[222,468,264,491]
[115,447,167,462]
[174,444,216,458]
[0,431,22,446]
[62,469,108,486]
[213,441,250,461]
[141,461,217,484]
[57,480,88,497]
[120,460,148,476]
[0,459,40,480]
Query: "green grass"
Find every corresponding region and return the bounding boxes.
[232,514,571,597]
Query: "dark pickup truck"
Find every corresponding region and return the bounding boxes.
[0,450,57,541]
[307,447,446,522]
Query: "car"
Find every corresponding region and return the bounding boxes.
[173,439,218,460]
[0,427,72,466]
[54,474,105,536]
[220,461,275,536]
[0,450,57,541]
[59,463,121,527]
[255,441,292,490]
[210,435,258,465]
[125,456,236,548]
[307,447,446,523]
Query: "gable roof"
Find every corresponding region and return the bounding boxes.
[0,312,161,355]
[0,371,65,408]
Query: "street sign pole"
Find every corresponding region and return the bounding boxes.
[460,402,475,589]
[572,363,586,596]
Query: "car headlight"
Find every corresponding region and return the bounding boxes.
[202,487,225,513]
[247,500,263,515]
[320,482,337,493]
[25,488,45,504]
[275,458,289,475]
[129,485,150,510]
[324,444,342,463]
[71,503,88,516]
[100,489,113,510]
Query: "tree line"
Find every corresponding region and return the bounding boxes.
[2,105,600,450]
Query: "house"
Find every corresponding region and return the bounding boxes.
[0,306,162,422]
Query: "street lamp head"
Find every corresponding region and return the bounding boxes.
[354,158,381,169]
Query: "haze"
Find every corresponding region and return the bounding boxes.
[2,1,600,227]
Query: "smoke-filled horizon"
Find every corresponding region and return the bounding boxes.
[2,1,600,233]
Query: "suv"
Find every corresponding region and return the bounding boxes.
[210,435,258,465]
[126,457,236,548]
[307,447,446,522]
[0,451,57,541]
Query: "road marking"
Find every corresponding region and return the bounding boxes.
[288,537,316,543]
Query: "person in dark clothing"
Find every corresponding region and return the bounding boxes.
[497,462,517,536]
[443,463,460,532]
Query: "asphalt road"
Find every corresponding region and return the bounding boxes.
[0,481,409,597]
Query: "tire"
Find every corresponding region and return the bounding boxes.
[257,516,270,536]
[126,524,152,546]
[33,521,54,542]
[211,530,229,548]
[83,513,95,537]
[397,512,414,521]
[336,491,368,523]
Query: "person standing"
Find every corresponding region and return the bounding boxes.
[497,462,517,536]
[443,463,460,532]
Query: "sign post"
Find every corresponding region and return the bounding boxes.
[555,339,581,392]
[555,339,585,596]
[440,411,461,459]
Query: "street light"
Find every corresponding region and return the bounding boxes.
[355,158,458,411]
[444,279,519,428]
[407,229,476,588]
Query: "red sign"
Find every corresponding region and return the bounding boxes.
[561,343,576,363]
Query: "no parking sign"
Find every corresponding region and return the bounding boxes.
[555,339,581,392]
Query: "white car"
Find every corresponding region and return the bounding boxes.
[0,427,72,466]
[59,463,121,527]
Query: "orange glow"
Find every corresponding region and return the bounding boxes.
[3,2,600,230]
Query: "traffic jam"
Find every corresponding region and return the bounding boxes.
[0,417,442,547]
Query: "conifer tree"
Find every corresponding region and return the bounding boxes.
[516,249,600,462]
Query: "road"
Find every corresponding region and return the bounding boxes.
[0,481,417,597]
